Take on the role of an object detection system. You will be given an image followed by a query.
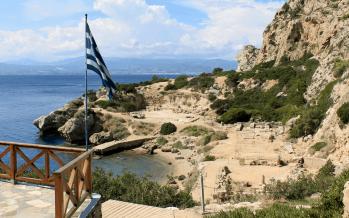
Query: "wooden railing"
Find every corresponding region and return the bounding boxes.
[54,149,93,218]
[0,141,92,218]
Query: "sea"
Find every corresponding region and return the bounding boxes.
[0,74,178,182]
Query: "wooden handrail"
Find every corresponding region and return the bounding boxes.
[0,141,93,218]
[54,150,93,218]
[0,141,85,153]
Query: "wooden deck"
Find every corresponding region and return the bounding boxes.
[102,200,202,218]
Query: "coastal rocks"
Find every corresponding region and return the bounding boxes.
[236,45,260,72]
[33,98,83,134]
[33,106,78,134]
[58,110,96,143]
[89,131,113,145]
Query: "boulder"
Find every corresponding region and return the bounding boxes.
[33,106,78,133]
[89,131,113,145]
[236,45,260,72]
[161,146,172,152]
[58,110,95,143]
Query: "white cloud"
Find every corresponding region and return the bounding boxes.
[0,0,284,61]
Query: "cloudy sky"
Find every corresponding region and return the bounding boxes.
[0,0,285,62]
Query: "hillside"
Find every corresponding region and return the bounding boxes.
[236,0,349,165]
[32,0,349,216]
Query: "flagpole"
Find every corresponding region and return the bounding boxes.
[84,13,89,151]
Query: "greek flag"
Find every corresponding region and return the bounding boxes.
[86,22,116,99]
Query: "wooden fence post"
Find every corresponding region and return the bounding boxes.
[10,144,16,184]
[54,173,64,218]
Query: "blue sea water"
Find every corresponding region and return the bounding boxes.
[0,74,177,181]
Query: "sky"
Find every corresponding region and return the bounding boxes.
[0,0,285,62]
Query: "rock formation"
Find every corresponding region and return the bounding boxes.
[236,45,259,72]
[236,0,349,163]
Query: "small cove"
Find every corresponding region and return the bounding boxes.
[0,74,176,182]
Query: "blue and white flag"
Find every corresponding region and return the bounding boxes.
[86,22,116,99]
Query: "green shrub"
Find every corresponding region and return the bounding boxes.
[225,73,240,88]
[290,80,337,138]
[212,68,223,74]
[204,155,216,161]
[219,108,251,124]
[337,102,349,124]
[208,93,217,102]
[181,125,211,137]
[212,55,319,124]
[103,117,130,140]
[160,122,177,135]
[156,136,168,146]
[95,100,116,109]
[197,135,212,146]
[164,83,176,91]
[265,175,317,200]
[210,131,228,141]
[311,142,327,151]
[333,58,349,78]
[174,75,189,89]
[188,73,215,91]
[93,168,195,208]
[317,168,349,214]
[265,160,336,201]
[172,141,187,149]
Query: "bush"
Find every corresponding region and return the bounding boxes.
[337,102,349,124]
[333,58,349,78]
[93,168,195,208]
[164,83,176,91]
[212,55,320,124]
[160,122,177,135]
[204,155,216,161]
[208,93,217,102]
[219,108,251,124]
[188,73,215,91]
[156,136,168,146]
[311,142,327,152]
[174,75,189,89]
[290,80,337,138]
[265,160,336,201]
[172,141,187,149]
[181,125,211,137]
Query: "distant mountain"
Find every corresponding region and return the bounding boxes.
[0,57,236,75]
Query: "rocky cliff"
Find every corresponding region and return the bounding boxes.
[236,0,349,163]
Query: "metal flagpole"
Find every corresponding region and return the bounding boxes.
[84,13,89,151]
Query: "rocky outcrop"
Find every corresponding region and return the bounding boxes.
[58,110,97,143]
[33,101,81,134]
[237,0,349,100]
[236,45,260,72]
[89,131,113,145]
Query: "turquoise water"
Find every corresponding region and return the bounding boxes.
[0,74,176,181]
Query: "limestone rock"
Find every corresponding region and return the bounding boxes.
[33,106,78,133]
[236,45,260,72]
[89,131,113,145]
[58,110,95,143]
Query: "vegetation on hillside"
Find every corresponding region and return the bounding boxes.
[211,55,320,127]
[209,160,349,218]
[337,102,349,125]
[93,168,195,208]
